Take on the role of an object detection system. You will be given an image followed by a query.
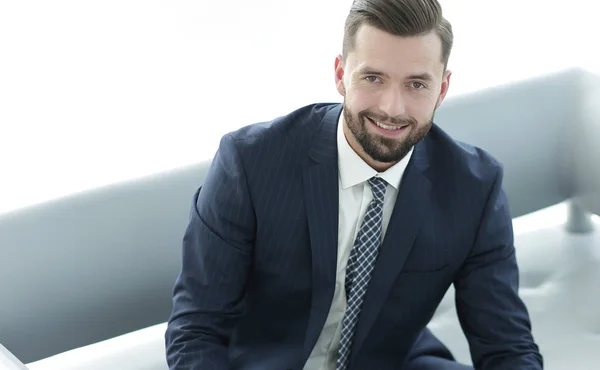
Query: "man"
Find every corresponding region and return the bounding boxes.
[165,0,543,369]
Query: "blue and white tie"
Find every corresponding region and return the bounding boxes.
[337,176,388,370]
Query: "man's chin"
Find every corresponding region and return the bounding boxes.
[362,145,407,164]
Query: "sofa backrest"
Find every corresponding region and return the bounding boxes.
[0,161,210,363]
[572,71,600,216]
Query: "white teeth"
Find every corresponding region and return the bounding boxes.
[374,119,403,130]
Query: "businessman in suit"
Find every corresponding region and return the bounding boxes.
[165,0,543,369]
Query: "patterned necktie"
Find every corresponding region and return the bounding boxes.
[337,176,388,370]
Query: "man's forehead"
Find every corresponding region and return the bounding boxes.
[349,25,445,75]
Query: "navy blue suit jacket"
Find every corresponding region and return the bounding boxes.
[165,103,542,369]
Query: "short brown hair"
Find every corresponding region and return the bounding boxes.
[342,0,453,69]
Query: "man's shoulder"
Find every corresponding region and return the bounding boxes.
[226,102,340,146]
[427,124,503,187]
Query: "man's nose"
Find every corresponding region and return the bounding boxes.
[378,86,407,120]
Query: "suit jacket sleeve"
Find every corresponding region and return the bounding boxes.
[165,133,255,370]
[454,165,544,369]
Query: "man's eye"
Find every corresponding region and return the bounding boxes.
[411,82,426,89]
[365,76,381,83]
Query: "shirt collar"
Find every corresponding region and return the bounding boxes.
[337,109,413,191]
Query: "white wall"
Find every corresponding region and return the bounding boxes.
[0,0,596,214]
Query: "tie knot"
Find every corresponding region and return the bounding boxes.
[367,176,387,203]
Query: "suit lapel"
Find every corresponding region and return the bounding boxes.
[302,104,343,361]
[350,139,433,362]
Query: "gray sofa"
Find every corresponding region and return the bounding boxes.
[0,67,598,369]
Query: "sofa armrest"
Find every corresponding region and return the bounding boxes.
[26,324,168,370]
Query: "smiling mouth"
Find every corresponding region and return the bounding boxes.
[366,116,409,131]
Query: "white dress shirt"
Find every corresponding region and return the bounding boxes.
[303,111,413,369]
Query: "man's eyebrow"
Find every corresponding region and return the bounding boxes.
[355,66,389,77]
[407,73,434,81]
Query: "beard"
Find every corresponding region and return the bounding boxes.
[343,100,434,164]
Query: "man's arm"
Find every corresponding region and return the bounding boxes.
[454,165,543,369]
[165,133,255,370]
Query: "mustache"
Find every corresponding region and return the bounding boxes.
[360,111,417,126]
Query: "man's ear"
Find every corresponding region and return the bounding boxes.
[335,54,346,96]
[435,69,452,109]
